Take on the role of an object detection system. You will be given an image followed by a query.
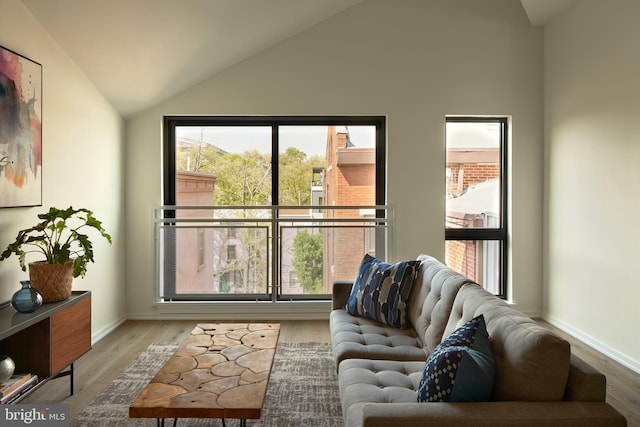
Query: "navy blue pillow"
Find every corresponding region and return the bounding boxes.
[417,314,495,402]
[346,254,420,329]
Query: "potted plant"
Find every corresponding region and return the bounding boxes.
[0,206,112,302]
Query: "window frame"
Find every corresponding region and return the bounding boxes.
[445,116,508,298]
[162,115,387,301]
[163,116,386,207]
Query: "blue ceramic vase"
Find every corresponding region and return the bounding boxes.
[11,280,43,314]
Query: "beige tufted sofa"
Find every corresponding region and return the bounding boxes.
[329,254,627,427]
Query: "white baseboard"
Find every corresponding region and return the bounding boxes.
[91,315,127,344]
[543,313,640,375]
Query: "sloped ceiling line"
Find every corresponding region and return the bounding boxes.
[21,0,579,117]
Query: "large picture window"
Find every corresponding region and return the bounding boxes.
[162,116,386,301]
[445,117,508,297]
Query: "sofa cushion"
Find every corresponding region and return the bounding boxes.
[330,309,427,367]
[444,284,571,401]
[338,358,425,426]
[346,254,420,329]
[417,314,495,402]
[330,254,472,367]
[407,254,477,353]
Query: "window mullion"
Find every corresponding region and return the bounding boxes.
[445,228,507,240]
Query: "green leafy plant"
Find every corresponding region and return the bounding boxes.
[292,230,323,294]
[0,207,112,278]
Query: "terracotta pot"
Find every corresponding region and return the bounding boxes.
[28,260,74,303]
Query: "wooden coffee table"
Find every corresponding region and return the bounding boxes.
[129,323,280,426]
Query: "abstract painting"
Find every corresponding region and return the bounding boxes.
[0,45,42,208]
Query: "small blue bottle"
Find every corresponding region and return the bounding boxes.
[11,280,43,313]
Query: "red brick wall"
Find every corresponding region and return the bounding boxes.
[446,163,499,195]
[445,160,498,283]
[445,240,477,282]
[322,127,376,290]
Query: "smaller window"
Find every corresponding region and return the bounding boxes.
[227,244,237,261]
[445,117,508,298]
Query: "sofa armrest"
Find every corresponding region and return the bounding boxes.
[332,281,353,310]
[358,402,626,427]
[564,354,607,402]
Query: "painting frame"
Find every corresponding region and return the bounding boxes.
[0,45,42,208]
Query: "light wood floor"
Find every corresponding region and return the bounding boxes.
[22,320,331,419]
[538,319,639,427]
[22,319,639,426]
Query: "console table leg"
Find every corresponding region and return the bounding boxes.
[51,363,75,396]
[70,363,74,395]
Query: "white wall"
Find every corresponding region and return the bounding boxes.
[0,0,126,342]
[543,0,640,371]
[125,0,544,318]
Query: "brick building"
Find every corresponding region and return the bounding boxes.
[173,127,376,296]
[445,141,500,284]
[174,171,217,294]
[321,126,376,291]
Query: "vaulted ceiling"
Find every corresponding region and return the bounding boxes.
[20,0,580,118]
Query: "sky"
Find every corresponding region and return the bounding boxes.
[176,122,497,156]
[176,125,376,157]
[446,121,500,148]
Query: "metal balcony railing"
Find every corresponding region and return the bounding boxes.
[152,205,393,302]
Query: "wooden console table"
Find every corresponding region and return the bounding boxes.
[130,323,280,426]
[0,291,91,401]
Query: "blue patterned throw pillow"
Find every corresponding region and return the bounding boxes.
[417,314,495,402]
[346,254,420,329]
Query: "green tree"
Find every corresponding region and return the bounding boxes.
[291,230,323,294]
[204,150,271,292]
[176,136,221,174]
[176,140,327,295]
[279,148,324,205]
[211,150,271,206]
[177,143,325,207]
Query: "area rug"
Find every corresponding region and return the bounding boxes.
[72,342,342,426]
